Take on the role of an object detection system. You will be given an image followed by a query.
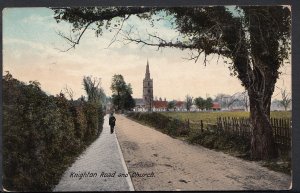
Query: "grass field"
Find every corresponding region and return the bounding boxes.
[161,111,291,123]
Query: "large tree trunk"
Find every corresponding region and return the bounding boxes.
[249,94,277,160]
[248,67,278,160]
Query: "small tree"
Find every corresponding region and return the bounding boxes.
[185,95,193,111]
[82,76,105,135]
[63,85,75,101]
[122,84,136,111]
[82,76,105,104]
[167,100,176,111]
[205,97,213,110]
[194,97,206,111]
[279,88,292,111]
[110,74,135,111]
[110,74,127,110]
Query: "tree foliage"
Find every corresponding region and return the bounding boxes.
[194,96,213,110]
[53,6,291,160]
[185,95,193,111]
[3,72,104,191]
[82,76,106,136]
[205,97,213,110]
[167,100,176,111]
[194,97,206,110]
[82,76,106,105]
[110,74,135,111]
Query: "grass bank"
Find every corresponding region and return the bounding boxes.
[126,112,189,137]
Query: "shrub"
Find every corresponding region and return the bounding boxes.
[187,129,251,158]
[2,73,104,191]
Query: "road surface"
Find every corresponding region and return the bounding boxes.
[115,114,291,191]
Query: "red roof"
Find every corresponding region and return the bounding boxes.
[153,101,168,108]
[212,102,221,109]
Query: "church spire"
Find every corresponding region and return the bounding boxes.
[145,59,150,79]
[143,58,153,112]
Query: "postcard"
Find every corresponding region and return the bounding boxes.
[2,5,292,191]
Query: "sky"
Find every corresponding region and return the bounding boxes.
[2,7,291,101]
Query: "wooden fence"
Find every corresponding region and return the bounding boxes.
[189,117,291,154]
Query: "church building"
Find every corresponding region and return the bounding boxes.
[143,60,154,111]
[133,59,169,112]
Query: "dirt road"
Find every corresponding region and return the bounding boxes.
[115,114,291,191]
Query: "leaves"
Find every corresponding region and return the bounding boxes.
[185,95,193,111]
[3,74,104,191]
[194,97,206,110]
[82,76,106,105]
[110,74,135,111]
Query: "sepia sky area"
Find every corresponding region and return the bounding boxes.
[3,8,291,101]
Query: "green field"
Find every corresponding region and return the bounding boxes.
[161,111,291,123]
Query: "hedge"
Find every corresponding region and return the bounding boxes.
[126,112,189,137]
[2,73,104,191]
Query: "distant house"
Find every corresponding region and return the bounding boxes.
[134,98,169,112]
[133,98,147,112]
[153,100,168,111]
[175,101,186,111]
[212,102,221,111]
[190,104,199,112]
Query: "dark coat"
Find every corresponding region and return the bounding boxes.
[109,116,116,126]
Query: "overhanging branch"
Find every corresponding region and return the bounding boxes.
[57,21,94,52]
[121,29,231,62]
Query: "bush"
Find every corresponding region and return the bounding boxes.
[2,73,104,191]
[188,129,251,158]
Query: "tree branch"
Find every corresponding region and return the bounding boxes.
[106,15,130,48]
[122,29,231,60]
[57,21,94,52]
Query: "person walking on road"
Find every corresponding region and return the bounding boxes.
[109,113,116,134]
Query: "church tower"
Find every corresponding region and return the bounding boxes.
[143,59,153,111]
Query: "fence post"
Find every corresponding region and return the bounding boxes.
[200,120,203,132]
[284,118,288,149]
[224,117,227,133]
